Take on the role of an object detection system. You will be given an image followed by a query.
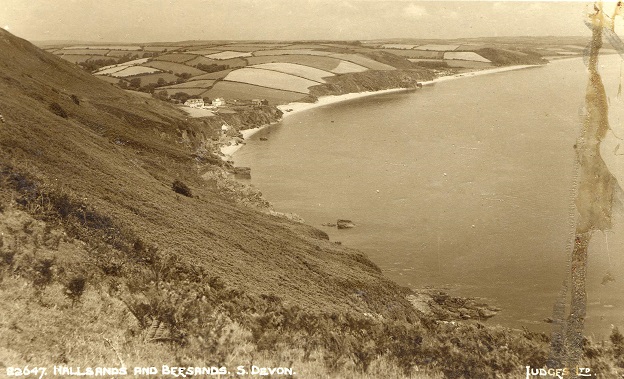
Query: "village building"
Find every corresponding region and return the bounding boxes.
[252,99,268,106]
[184,98,204,108]
[221,123,231,135]
[212,98,226,107]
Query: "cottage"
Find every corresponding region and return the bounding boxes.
[252,99,268,106]
[212,98,226,107]
[184,98,204,108]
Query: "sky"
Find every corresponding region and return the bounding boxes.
[0,1,609,43]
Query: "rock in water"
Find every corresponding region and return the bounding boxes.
[336,219,355,229]
[232,167,251,179]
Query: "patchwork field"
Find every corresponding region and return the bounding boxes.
[415,44,460,51]
[160,87,208,96]
[94,65,127,75]
[331,61,369,74]
[250,62,334,82]
[384,50,444,59]
[154,53,199,63]
[281,44,332,50]
[224,68,319,93]
[209,45,266,52]
[107,50,142,57]
[207,51,253,59]
[160,79,216,89]
[131,72,179,85]
[60,49,111,55]
[63,45,142,50]
[143,61,206,76]
[186,48,230,55]
[246,55,342,71]
[189,69,234,80]
[110,66,161,77]
[382,44,417,49]
[59,55,96,64]
[254,49,335,56]
[328,53,395,70]
[444,52,491,62]
[47,38,569,106]
[143,46,179,52]
[203,81,307,105]
[183,56,223,67]
[179,56,248,69]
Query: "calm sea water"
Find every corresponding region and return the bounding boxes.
[233,56,624,337]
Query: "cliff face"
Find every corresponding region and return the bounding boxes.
[219,105,283,131]
[308,69,435,98]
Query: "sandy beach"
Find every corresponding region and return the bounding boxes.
[220,64,542,158]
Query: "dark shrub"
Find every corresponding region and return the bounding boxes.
[70,94,80,105]
[31,257,55,290]
[49,102,68,118]
[172,180,192,197]
[65,275,86,304]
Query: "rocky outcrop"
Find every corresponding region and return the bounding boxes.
[336,219,355,229]
[407,290,501,322]
[231,166,251,179]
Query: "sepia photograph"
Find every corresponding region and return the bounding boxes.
[1,1,624,378]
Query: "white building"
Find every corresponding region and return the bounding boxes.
[212,98,226,107]
[184,99,204,108]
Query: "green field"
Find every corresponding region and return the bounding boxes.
[111,66,162,77]
[60,49,111,55]
[160,87,208,96]
[204,81,307,104]
[185,48,227,55]
[444,51,491,62]
[183,55,223,67]
[331,60,369,74]
[188,69,234,81]
[328,53,396,70]
[384,50,444,59]
[130,72,179,85]
[246,54,342,71]
[160,79,216,89]
[224,68,319,93]
[415,44,460,51]
[142,61,206,76]
[207,51,253,59]
[154,53,199,63]
[57,55,96,64]
[254,49,336,56]
[251,62,334,82]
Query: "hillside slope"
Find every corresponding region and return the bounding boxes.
[0,28,414,317]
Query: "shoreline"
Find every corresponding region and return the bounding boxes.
[219,63,542,159]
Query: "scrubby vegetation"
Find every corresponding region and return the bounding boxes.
[3,195,624,378]
[476,48,546,66]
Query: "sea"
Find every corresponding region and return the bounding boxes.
[233,55,624,338]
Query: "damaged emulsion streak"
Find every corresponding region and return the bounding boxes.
[550,2,620,372]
